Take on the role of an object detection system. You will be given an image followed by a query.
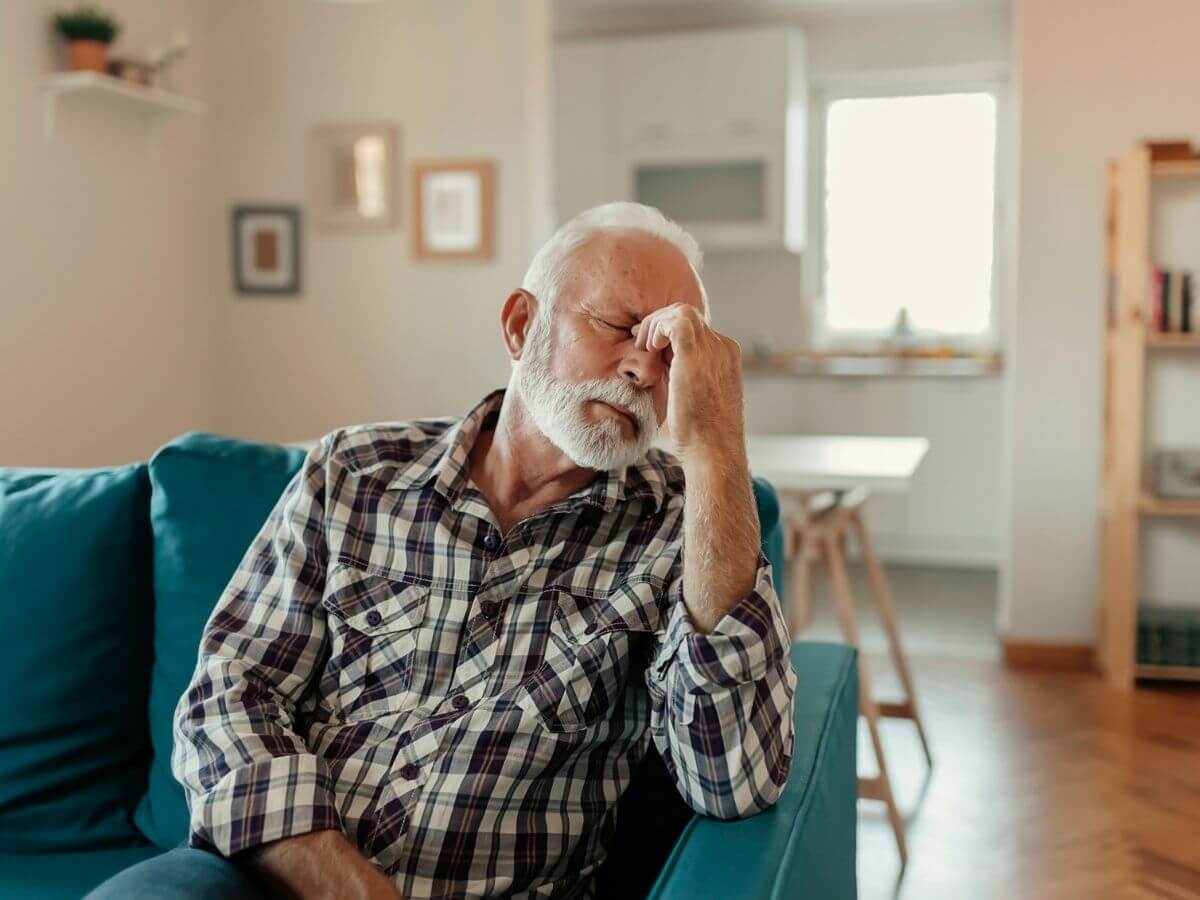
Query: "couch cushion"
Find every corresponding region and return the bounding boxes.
[0,466,154,852]
[0,845,163,900]
[135,433,306,849]
[595,476,788,899]
[647,641,859,900]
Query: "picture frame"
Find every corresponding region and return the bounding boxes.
[232,206,301,295]
[309,123,399,231]
[412,159,495,261]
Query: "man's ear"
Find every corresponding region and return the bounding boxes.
[500,289,537,361]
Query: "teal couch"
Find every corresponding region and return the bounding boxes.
[0,432,857,899]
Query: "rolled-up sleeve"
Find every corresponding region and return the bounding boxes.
[646,551,797,820]
[170,433,342,856]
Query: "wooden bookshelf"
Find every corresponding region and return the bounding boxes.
[1098,141,1200,689]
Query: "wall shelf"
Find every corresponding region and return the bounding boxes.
[42,71,206,154]
[1151,159,1200,178]
[744,351,1003,379]
[1138,493,1200,518]
[1136,664,1200,682]
[1146,332,1200,349]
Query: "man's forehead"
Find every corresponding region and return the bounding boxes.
[567,231,704,316]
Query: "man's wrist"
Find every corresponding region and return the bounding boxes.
[677,435,748,478]
[236,828,401,900]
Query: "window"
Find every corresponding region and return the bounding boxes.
[819,91,999,344]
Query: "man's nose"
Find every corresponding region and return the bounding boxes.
[620,345,666,389]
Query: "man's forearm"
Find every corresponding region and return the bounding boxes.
[235,828,402,900]
[681,441,761,634]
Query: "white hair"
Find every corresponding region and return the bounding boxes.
[520,201,708,323]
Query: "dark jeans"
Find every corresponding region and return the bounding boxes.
[84,844,265,900]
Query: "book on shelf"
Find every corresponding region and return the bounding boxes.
[1184,271,1194,333]
[1137,606,1200,667]
[1148,266,1197,334]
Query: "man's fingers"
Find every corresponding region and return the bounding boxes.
[650,318,671,351]
[654,308,697,353]
[634,304,695,354]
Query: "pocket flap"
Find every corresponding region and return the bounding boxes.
[553,577,661,642]
[324,564,428,635]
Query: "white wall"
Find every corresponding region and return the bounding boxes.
[1004,0,1200,641]
[0,0,216,466]
[208,0,553,444]
[556,3,1012,568]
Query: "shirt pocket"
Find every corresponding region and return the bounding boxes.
[520,577,662,735]
[321,563,429,722]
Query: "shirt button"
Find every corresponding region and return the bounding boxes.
[400,763,419,780]
[366,610,382,627]
[483,532,500,551]
[584,621,598,635]
[451,694,469,711]
[480,599,499,620]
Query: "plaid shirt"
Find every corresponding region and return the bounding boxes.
[173,388,796,899]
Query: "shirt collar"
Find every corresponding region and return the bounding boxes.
[386,388,669,513]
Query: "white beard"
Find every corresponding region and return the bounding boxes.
[513,318,659,471]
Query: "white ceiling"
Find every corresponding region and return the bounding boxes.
[555,0,1010,38]
[558,0,1007,14]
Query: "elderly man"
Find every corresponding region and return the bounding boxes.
[90,202,796,900]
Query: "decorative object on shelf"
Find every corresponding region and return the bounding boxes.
[53,3,121,74]
[105,57,153,86]
[147,30,191,92]
[412,159,495,261]
[309,124,399,231]
[886,306,916,351]
[1153,449,1200,499]
[232,206,301,296]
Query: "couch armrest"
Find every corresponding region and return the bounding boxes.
[647,641,859,900]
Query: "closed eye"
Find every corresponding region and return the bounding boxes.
[596,316,630,334]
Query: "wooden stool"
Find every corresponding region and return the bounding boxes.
[785,487,934,867]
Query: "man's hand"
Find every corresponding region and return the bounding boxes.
[631,302,745,464]
[235,828,403,900]
[632,303,760,633]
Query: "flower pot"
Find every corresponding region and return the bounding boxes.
[68,39,109,74]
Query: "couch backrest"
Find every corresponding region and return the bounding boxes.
[135,433,306,849]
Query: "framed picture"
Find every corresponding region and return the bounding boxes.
[412,159,495,261]
[232,206,301,295]
[309,123,399,231]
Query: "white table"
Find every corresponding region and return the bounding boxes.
[746,432,935,865]
[746,434,930,494]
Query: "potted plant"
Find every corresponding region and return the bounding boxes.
[53,4,121,74]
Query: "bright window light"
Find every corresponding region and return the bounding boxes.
[823,92,997,338]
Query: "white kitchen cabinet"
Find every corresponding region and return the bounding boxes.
[553,26,806,252]
[613,33,707,146]
[553,42,614,222]
[698,28,791,141]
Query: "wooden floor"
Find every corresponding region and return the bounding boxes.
[856,652,1200,899]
